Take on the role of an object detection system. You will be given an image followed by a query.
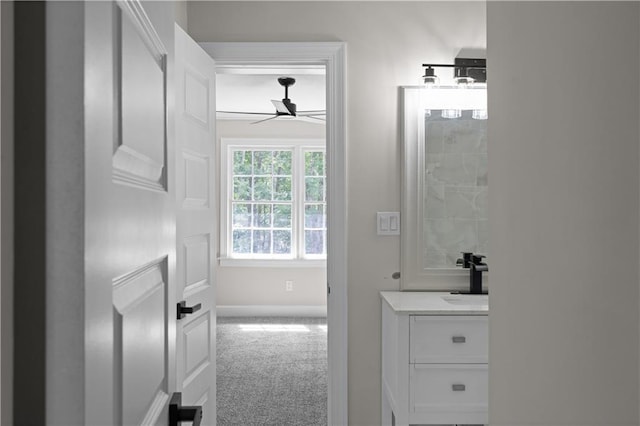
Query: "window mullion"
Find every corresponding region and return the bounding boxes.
[295,145,303,260]
[226,146,233,257]
[300,147,308,260]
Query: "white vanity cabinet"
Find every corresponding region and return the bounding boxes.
[381,291,488,426]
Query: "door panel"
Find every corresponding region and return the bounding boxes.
[113,259,170,425]
[183,153,210,208]
[183,234,211,295]
[113,2,168,191]
[175,25,217,425]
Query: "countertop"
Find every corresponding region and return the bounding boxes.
[380,291,489,315]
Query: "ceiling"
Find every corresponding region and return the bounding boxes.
[215,66,326,120]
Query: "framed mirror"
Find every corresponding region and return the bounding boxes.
[401,86,488,291]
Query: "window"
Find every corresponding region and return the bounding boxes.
[221,139,326,264]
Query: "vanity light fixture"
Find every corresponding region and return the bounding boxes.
[421,66,440,87]
[421,58,486,87]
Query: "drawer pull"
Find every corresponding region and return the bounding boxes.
[452,384,466,392]
[451,336,466,343]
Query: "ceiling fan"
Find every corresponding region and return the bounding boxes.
[217,77,326,124]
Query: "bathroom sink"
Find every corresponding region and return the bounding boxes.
[441,295,488,307]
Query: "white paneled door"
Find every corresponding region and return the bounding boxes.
[84,2,215,425]
[174,25,217,425]
[85,1,177,424]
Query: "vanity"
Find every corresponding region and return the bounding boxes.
[386,84,489,425]
[381,291,488,426]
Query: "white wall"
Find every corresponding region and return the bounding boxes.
[188,3,486,424]
[488,3,639,425]
[216,120,327,309]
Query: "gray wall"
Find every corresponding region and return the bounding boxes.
[488,2,639,425]
[1,2,13,424]
[187,2,486,424]
[216,120,326,308]
[175,1,188,30]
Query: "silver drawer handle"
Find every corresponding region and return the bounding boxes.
[452,336,466,343]
[452,384,466,392]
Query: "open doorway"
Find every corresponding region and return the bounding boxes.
[214,66,328,424]
[201,41,348,425]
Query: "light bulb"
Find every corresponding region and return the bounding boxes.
[422,77,440,88]
[454,76,475,88]
[442,109,462,119]
[472,109,488,120]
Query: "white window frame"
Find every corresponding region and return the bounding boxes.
[220,137,326,267]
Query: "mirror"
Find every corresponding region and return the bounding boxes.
[401,86,488,291]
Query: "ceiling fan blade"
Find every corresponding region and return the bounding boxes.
[251,115,280,125]
[271,100,291,115]
[297,112,326,117]
[298,110,326,114]
[217,110,274,115]
[296,116,325,124]
[217,111,276,121]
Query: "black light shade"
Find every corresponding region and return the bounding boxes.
[422,66,439,86]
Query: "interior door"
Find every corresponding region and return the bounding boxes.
[85,1,177,424]
[174,25,218,425]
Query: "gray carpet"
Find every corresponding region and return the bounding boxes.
[217,317,328,426]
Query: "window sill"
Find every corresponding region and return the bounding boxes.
[219,258,327,268]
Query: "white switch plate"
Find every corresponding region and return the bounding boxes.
[377,212,400,235]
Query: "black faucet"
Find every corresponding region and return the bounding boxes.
[456,252,488,294]
[470,254,488,294]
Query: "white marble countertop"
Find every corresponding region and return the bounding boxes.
[380,291,489,315]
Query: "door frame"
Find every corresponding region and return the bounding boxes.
[200,41,348,425]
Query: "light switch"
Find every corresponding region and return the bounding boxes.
[379,215,389,231]
[389,215,398,231]
[377,212,400,236]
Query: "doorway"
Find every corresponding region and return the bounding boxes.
[215,65,328,424]
[200,42,347,425]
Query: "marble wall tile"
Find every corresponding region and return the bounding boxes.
[427,153,478,186]
[444,186,488,220]
[423,249,447,269]
[422,116,488,268]
[426,120,444,154]
[443,119,486,154]
[476,153,488,186]
[475,187,488,220]
[424,175,445,219]
[424,218,477,253]
[477,219,489,255]
[445,251,468,267]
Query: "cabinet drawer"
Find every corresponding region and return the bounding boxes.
[410,315,488,364]
[409,364,488,424]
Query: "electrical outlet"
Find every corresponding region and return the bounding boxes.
[285,280,293,292]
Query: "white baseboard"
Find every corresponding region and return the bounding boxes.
[216,305,327,318]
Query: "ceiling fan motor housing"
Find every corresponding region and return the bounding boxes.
[281,99,297,116]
